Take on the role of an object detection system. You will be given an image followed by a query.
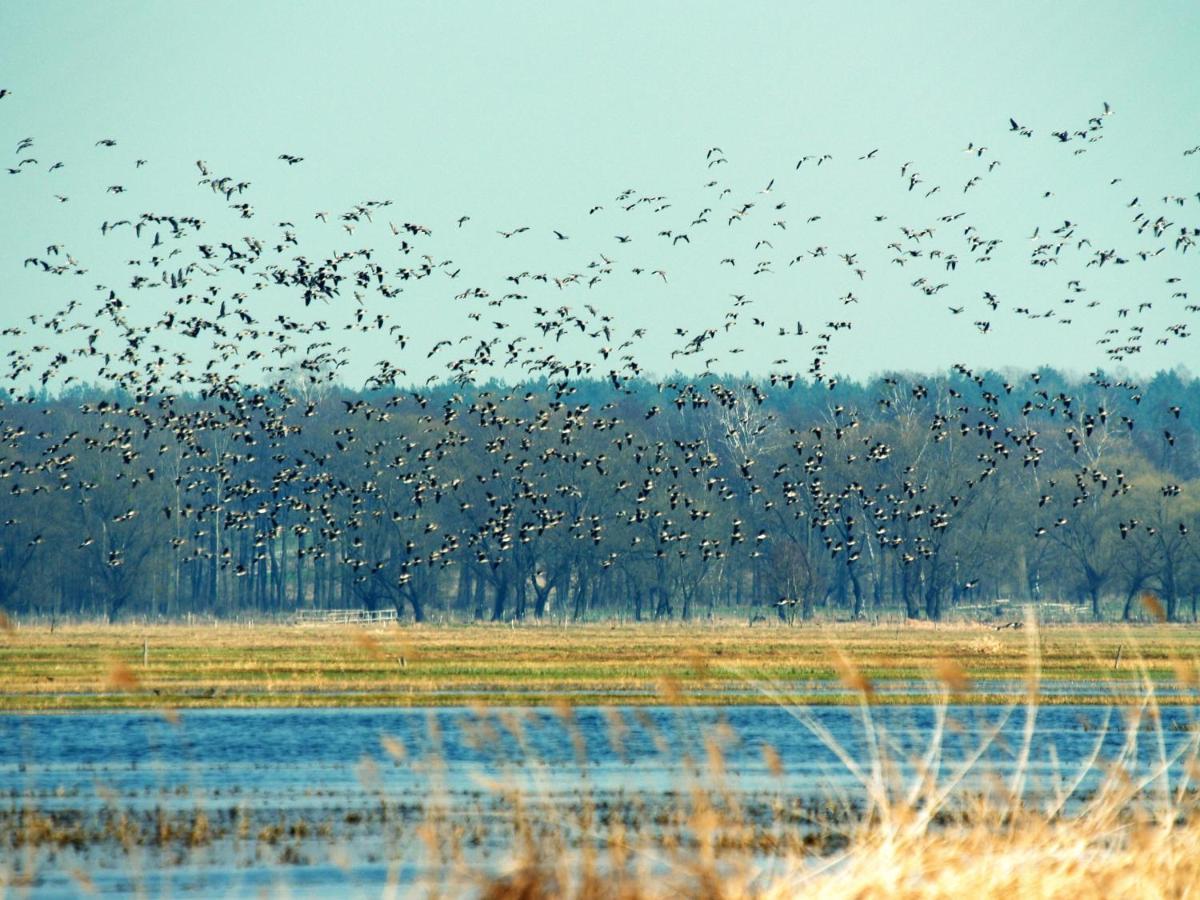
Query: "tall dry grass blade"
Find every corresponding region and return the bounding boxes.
[1127,728,1199,810]
[833,651,874,698]
[908,704,1017,836]
[1142,659,1174,821]
[1043,707,1112,821]
[380,734,406,762]
[903,694,948,811]
[762,742,784,778]
[1082,696,1151,827]
[1007,605,1040,816]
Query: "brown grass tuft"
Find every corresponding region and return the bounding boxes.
[834,652,874,697]
[934,658,972,693]
[1140,591,1167,622]
[352,630,387,660]
[104,658,140,691]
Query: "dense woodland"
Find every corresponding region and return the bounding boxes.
[2,367,1198,623]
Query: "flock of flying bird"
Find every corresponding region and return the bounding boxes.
[1,84,1198,614]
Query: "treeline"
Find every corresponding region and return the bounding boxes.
[1,366,1198,623]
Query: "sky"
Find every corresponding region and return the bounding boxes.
[1,1,1199,392]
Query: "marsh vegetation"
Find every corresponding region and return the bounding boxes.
[2,619,1200,896]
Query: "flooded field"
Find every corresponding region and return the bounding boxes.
[3,702,1197,896]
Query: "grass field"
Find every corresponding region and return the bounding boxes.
[2,619,1199,711]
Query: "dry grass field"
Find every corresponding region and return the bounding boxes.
[2,618,1199,710]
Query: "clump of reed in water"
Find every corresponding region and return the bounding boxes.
[469,614,1200,898]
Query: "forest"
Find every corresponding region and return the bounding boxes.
[1,365,1197,624]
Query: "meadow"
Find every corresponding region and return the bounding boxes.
[2,619,1199,711]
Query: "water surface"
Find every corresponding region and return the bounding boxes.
[2,703,1196,897]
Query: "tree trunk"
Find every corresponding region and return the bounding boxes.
[572,574,590,621]
[849,567,864,619]
[652,586,672,620]
[456,567,472,619]
[490,573,508,622]
[407,589,426,623]
[901,563,920,619]
[924,580,941,621]
[514,577,527,620]
[473,570,487,621]
[533,585,550,619]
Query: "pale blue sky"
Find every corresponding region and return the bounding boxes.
[1,2,1199,390]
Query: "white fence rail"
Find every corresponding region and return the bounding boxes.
[292,608,399,626]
